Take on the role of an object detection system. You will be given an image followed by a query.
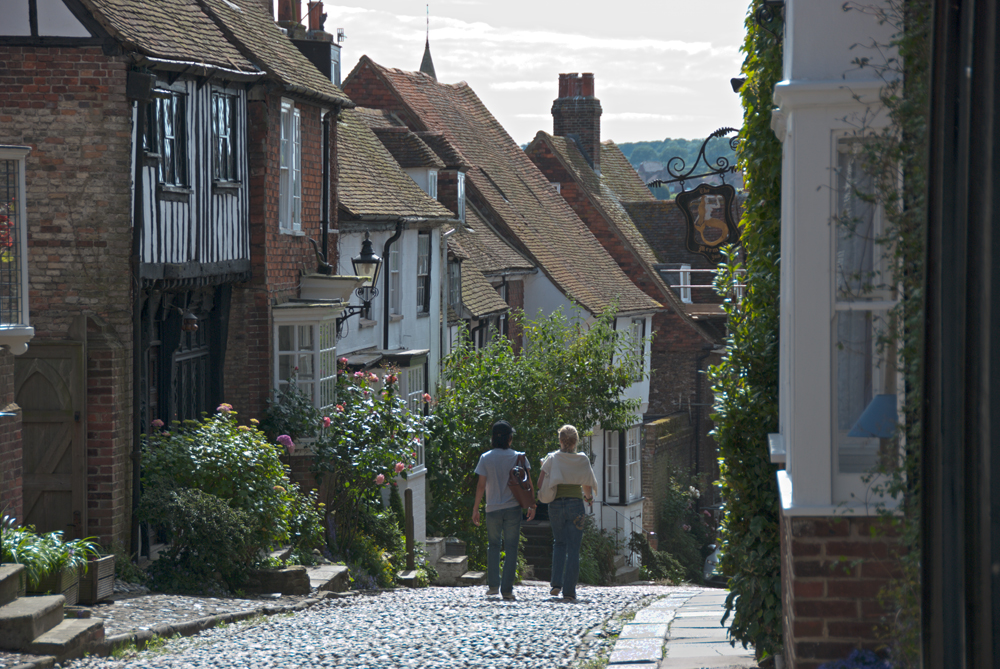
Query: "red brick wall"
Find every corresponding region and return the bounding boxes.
[781,513,901,669]
[551,75,602,171]
[0,45,134,550]
[0,349,24,521]
[343,61,420,130]
[226,93,335,421]
[641,414,694,534]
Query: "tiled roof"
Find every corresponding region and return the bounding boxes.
[80,0,257,73]
[348,58,660,316]
[414,132,470,170]
[372,127,445,169]
[197,0,351,105]
[459,261,510,318]
[452,205,535,276]
[337,108,456,220]
[600,141,656,202]
[354,107,404,129]
[530,131,718,341]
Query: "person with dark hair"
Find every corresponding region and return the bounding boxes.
[472,420,535,600]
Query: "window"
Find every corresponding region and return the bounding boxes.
[550,182,561,194]
[388,245,401,315]
[833,139,897,474]
[428,170,438,200]
[626,426,641,502]
[400,363,427,469]
[275,316,337,412]
[606,432,619,504]
[146,92,188,186]
[213,92,237,182]
[417,233,431,314]
[630,318,645,363]
[457,172,466,222]
[0,146,33,355]
[280,100,302,232]
[679,264,692,303]
[448,261,461,310]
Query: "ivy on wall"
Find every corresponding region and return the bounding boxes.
[709,0,784,658]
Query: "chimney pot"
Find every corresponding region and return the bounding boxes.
[552,70,602,172]
[278,0,293,22]
[581,73,594,97]
[307,1,324,31]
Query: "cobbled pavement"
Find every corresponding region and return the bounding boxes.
[58,583,685,669]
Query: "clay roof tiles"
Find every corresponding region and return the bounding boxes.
[458,262,510,318]
[197,0,351,105]
[352,59,659,317]
[600,141,657,202]
[372,127,445,169]
[80,0,256,73]
[337,108,455,221]
[452,205,534,276]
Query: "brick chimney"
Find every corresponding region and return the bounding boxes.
[552,72,602,173]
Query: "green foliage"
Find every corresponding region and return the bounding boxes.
[139,487,258,594]
[656,478,714,584]
[260,376,319,443]
[619,137,740,200]
[426,305,644,550]
[708,0,784,656]
[579,515,620,586]
[142,410,297,550]
[1,515,101,589]
[312,366,425,578]
[284,487,326,566]
[628,531,685,584]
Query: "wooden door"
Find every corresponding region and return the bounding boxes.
[14,342,87,537]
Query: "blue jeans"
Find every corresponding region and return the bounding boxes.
[549,497,586,598]
[485,505,521,594]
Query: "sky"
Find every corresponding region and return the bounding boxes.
[314,0,751,146]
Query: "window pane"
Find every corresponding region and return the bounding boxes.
[278,325,293,352]
[606,433,619,499]
[298,353,314,379]
[278,354,293,381]
[298,324,314,350]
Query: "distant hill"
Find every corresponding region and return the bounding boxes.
[618,137,741,200]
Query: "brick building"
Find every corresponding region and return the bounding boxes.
[525,73,734,523]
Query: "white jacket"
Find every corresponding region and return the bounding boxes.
[538,450,598,503]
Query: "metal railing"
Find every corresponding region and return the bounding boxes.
[598,501,642,567]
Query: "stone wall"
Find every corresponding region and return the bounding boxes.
[781,513,902,669]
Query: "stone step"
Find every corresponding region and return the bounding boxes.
[459,571,485,586]
[0,564,25,607]
[397,570,419,588]
[0,595,66,651]
[614,554,627,570]
[306,565,350,593]
[27,618,105,661]
[434,555,468,586]
[424,537,446,565]
[614,564,641,585]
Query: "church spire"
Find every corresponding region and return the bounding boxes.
[420,5,437,81]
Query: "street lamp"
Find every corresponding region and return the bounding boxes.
[336,231,382,338]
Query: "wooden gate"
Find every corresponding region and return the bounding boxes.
[14,342,87,537]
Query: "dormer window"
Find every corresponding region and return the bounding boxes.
[0,146,34,355]
[457,172,466,223]
[428,170,438,200]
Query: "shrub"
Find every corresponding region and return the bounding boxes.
[657,478,714,584]
[139,487,258,594]
[260,376,319,443]
[629,531,685,584]
[1,515,100,588]
[578,515,620,586]
[285,487,326,566]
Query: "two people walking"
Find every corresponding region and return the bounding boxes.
[472,421,599,602]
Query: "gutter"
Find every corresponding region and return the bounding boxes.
[133,55,265,81]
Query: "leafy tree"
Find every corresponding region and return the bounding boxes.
[425,305,646,568]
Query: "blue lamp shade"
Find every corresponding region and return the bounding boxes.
[847,393,899,439]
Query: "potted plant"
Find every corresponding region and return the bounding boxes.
[27,532,100,606]
[78,552,115,604]
[1,515,54,597]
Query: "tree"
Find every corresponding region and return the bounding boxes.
[425,305,646,567]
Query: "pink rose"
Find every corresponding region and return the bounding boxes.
[277,435,295,453]
[422,393,432,402]
[323,416,332,428]
[375,474,385,485]
[354,371,364,378]
[335,404,344,413]
[394,462,405,473]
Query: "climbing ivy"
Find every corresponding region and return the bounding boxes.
[709,0,784,658]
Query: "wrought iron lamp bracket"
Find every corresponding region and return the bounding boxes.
[646,127,741,192]
[335,286,380,340]
[754,0,785,45]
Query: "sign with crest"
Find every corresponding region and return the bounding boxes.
[675,182,739,263]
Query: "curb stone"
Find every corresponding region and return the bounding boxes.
[7,591,358,669]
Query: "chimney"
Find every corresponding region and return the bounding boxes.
[307,1,325,31]
[277,0,301,23]
[552,72,602,173]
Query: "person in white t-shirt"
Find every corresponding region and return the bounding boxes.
[472,420,535,600]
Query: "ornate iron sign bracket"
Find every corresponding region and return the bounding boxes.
[646,128,742,263]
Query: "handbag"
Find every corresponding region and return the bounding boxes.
[507,453,535,509]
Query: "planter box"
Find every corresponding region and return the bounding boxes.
[29,567,80,605]
[79,555,115,604]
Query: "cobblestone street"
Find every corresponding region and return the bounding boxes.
[57,583,682,669]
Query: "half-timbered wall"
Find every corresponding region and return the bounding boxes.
[140,79,250,272]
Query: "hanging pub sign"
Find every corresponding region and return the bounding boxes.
[646,126,742,265]
[675,182,739,263]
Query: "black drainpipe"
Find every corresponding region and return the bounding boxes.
[130,91,149,560]
[382,220,404,349]
[319,111,331,273]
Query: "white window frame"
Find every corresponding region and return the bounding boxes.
[400,363,427,470]
[279,99,302,233]
[388,245,401,315]
[0,145,33,355]
[147,91,188,186]
[428,170,438,200]
[416,232,431,314]
[551,181,561,194]
[273,308,338,412]
[679,264,692,303]
[626,426,641,502]
[457,171,466,223]
[605,431,620,504]
[212,91,237,182]
[448,261,461,310]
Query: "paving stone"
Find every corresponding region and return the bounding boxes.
[607,637,664,664]
[631,608,677,623]
[618,623,668,639]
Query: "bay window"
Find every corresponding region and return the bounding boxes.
[273,304,338,411]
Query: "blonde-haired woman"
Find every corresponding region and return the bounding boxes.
[535,424,598,601]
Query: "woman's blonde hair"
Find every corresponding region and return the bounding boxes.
[558,425,579,452]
